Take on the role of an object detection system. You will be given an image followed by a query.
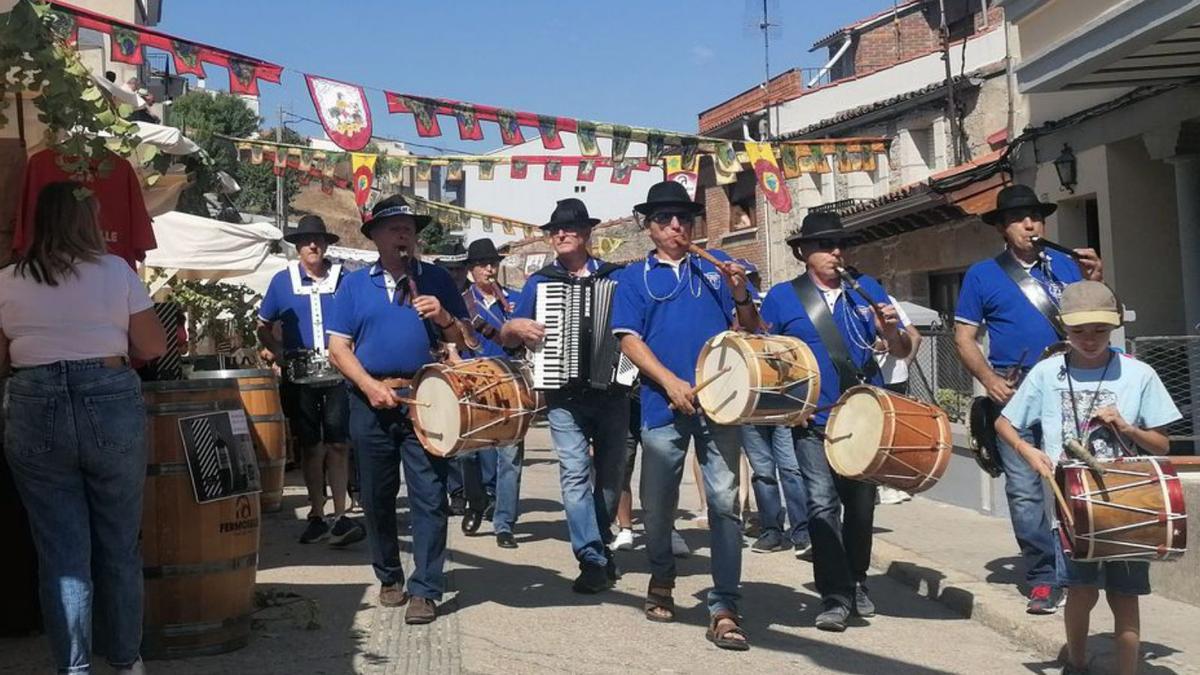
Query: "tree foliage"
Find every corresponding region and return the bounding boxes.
[166,91,259,217]
[235,126,306,215]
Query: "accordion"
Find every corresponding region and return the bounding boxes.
[531,279,638,390]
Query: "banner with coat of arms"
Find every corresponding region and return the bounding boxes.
[744,142,792,214]
[305,75,373,151]
[351,153,376,210]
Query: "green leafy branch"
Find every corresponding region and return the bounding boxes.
[165,279,263,349]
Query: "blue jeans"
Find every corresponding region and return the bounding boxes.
[458,444,523,534]
[793,426,876,610]
[348,391,449,600]
[546,391,629,568]
[4,361,146,673]
[641,414,743,615]
[741,424,809,545]
[997,426,1057,587]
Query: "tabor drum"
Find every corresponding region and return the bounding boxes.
[824,385,952,493]
[1057,458,1187,562]
[695,331,820,426]
[411,358,538,457]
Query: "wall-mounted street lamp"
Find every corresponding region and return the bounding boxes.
[1054,143,1077,194]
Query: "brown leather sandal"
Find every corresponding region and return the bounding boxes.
[644,582,675,623]
[706,610,750,651]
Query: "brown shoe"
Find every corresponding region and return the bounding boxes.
[404,596,437,625]
[379,584,409,608]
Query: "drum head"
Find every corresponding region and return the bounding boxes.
[826,389,885,477]
[414,372,463,456]
[696,333,752,425]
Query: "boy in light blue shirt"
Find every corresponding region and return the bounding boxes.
[997,281,1180,675]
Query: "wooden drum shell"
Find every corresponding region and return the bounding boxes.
[695,331,820,426]
[411,358,536,457]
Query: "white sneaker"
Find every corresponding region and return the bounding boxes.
[877,486,911,505]
[610,528,635,551]
[671,529,691,557]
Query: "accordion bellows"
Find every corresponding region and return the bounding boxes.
[531,279,637,390]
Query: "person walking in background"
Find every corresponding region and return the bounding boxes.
[0,182,167,675]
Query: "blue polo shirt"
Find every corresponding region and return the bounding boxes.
[464,284,517,358]
[611,249,739,430]
[511,257,605,320]
[955,249,1081,369]
[325,260,468,377]
[258,262,345,352]
[760,273,892,426]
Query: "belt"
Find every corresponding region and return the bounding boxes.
[12,355,129,374]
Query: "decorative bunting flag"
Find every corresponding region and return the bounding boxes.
[665,155,699,200]
[454,107,484,141]
[109,25,142,64]
[502,221,515,235]
[389,95,442,137]
[837,143,864,173]
[351,153,377,210]
[273,148,287,176]
[538,115,563,150]
[497,109,525,145]
[447,161,464,181]
[577,159,596,182]
[416,160,433,181]
[645,133,666,165]
[714,144,739,185]
[511,159,528,179]
[796,144,831,174]
[681,138,700,169]
[48,9,78,45]
[305,75,373,151]
[478,161,496,180]
[577,121,600,157]
[779,144,801,179]
[482,217,494,233]
[611,160,633,185]
[544,160,562,181]
[611,126,631,163]
[744,142,792,214]
[171,39,205,77]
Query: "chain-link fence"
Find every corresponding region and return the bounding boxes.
[908,329,975,423]
[1128,335,1199,442]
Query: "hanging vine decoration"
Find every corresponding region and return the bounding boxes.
[0,0,141,186]
[166,279,263,351]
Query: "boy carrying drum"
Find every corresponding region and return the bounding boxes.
[995,280,1181,675]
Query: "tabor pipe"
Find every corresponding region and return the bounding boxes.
[688,243,726,270]
[1031,236,1083,261]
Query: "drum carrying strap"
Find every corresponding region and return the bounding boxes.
[994,252,1065,339]
[289,261,342,354]
[790,275,878,391]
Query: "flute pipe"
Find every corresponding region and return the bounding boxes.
[1031,236,1083,260]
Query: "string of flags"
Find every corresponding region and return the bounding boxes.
[407,195,541,240]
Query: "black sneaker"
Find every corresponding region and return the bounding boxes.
[299,516,329,544]
[751,530,789,553]
[1061,664,1090,675]
[449,495,467,517]
[853,584,875,617]
[496,532,517,549]
[793,539,813,559]
[328,515,366,548]
[572,563,613,594]
[604,552,622,582]
[1027,584,1060,615]
[815,602,850,632]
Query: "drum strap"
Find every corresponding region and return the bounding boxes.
[790,275,878,391]
[289,261,342,355]
[994,252,1065,340]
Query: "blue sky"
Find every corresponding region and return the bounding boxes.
[158,1,890,153]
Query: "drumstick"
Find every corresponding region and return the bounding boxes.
[396,397,431,408]
[668,366,730,411]
[1046,476,1075,530]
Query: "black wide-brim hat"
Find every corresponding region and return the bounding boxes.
[980,184,1057,226]
[633,180,704,216]
[361,194,432,238]
[465,238,506,265]
[542,197,600,231]
[284,214,340,245]
[784,210,857,247]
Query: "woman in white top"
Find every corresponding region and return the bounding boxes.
[1,181,165,675]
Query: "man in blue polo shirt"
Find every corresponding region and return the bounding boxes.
[326,194,470,625]
[459,237,523,549]
[257,215,365,548]
[612,181,758,652]
[499,198,630,594]
[760,210,911,632]
[954,184,1102,614]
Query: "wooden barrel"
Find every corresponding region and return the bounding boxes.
[190,369,287,512]
[142,380,259,659]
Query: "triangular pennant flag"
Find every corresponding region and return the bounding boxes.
[744,142,792,214]
[681,138,700,171]
[497,109,526,145]
[611,126,631,163]
[611,160,633,185]
[714,143,739,185]
[416,160,433,182]
[286,148,302,170]
[478,161,496,181]
[779,144,801,179]
[298,150,313,174]
[544,160,562,181]
[502,220,515,235]
[454,105,484,141]
[511,159,528,179]
[837,143,865,173]
[482,217,494,233]
[645,132,666,165]
[577,159,596,182]
[351,153,377,210]
[272,149,286,176]
[447,161,464,181]
[538,115,564,150]
[577,121,600,157]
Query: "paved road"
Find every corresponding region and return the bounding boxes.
[0,426,1050,674]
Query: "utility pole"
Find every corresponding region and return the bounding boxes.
[759,0,775,284]
[276,105,286,231]
[938,0,963,166]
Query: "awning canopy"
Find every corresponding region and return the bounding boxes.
[144,210,282,278]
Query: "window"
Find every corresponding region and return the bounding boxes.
[573,185,587,194]
[928,270,965,323]
[901,126,934,184]
[727,171,757,232]
[1085,198,1101,256]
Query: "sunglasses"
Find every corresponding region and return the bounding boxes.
[810,238,848,251]
[1002,208,1044,224]
[545,226,587,236]
[648,211,695,226]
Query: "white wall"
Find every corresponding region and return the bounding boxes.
[771,29,1007,135]
[461,132,664,246]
